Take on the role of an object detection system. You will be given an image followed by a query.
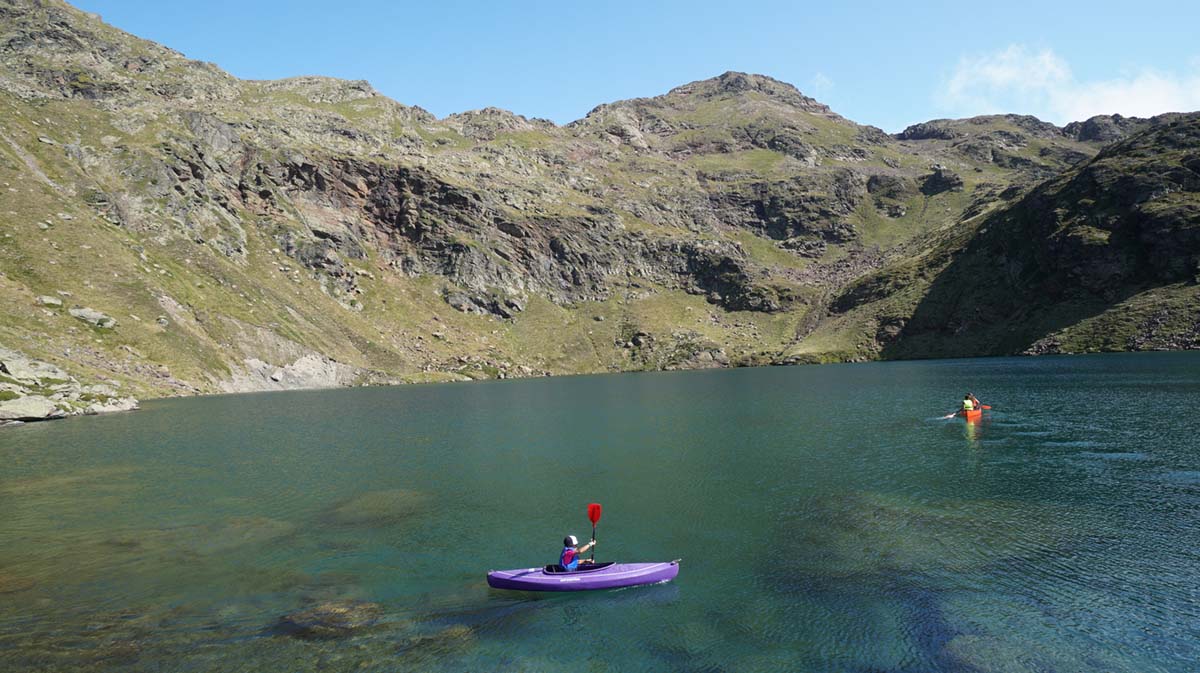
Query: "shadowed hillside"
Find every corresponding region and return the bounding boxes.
[0,0,1196,421]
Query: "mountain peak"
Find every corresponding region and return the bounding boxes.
[666,71,831,113]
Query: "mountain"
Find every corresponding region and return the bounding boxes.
[825,115,1200,359]
[0,0,1196,421]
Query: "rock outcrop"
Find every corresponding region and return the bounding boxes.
[68,306,117,329]
[832,115,1200,359]
[0,347,139,424]
[0,0,1195,407]
[220,354,362,393]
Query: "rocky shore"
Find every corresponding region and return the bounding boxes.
[0,347,138,426]
[0,0,1196,410]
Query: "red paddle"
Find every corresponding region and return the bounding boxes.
[587,503,602,563]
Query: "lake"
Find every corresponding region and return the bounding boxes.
[2,353,1198,672]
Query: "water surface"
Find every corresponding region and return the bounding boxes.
[2,353,1198,672]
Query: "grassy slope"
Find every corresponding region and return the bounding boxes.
[4,0,1186,401]
[0,87,811,393]
[803,117,1200,361]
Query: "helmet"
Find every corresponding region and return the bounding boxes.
[563,535,578,547]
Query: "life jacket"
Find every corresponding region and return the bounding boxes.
[963,399,975,411]
[559,546,579,571]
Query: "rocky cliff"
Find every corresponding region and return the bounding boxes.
[0,0,1196,417]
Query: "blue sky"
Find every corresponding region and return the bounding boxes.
[73,0,1200,131]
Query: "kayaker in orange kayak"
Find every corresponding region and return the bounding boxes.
[958,393,983,419]
[943,394,986,419]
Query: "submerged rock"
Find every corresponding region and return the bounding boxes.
[766,491,1073,580]
[940,633,1127,673]
[0,572,35,594]
[323,489,426,526]
[180,516,297,555]
[277,600,382,639]
[396,624,475,656]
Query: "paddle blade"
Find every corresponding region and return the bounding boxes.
[587,502,602,524]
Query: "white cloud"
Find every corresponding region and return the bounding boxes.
[810,72,834,97]
[937,45,1200,124]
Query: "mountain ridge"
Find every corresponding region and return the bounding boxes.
[1,0,1197,423]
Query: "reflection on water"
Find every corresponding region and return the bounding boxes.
[964,416,980,445]
[2,353,1199,672]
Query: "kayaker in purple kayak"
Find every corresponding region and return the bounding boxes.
[560,535,596,571]
[487,503,680,591]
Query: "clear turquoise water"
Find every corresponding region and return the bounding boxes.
[1,353,1199,672]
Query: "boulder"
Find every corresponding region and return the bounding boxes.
[896,121,959,141]
[0,348,70,384]
[921,165,964,195]
[84,397,139,415]
[1063,114,1140,143]
[0,396,65,421]
[69,307,117,329]
[779,237,827,258]
[866,174,917,200]
[35,295,62,308]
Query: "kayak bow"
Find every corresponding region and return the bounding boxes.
[487,560,680,592]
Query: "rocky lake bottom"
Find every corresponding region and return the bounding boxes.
[1,353,1198,672]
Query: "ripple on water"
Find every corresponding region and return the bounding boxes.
[1157,470,1200,485]
[3,353,1200,672]
[1042,440,1104,448]
[1075,451,1151,461]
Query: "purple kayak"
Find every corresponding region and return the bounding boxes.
[487,560,680,592]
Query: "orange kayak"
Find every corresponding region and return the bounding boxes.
[963,408,982,421]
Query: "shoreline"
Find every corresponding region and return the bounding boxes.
[8,348,1197,428]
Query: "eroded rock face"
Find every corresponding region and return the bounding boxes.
[221,354,360,393]
[1062,114,1161,143]
[921,165,964,195]
[0,0,1195,395]
[897,121,960,141]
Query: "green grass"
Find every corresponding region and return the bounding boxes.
[5,21,1192,403]
[725,230,810,270]
[691,149,788,175]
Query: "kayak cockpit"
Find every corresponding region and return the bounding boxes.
[542,561,615,574]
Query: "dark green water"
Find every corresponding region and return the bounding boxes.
[2,353,1199,672]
